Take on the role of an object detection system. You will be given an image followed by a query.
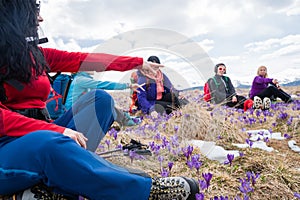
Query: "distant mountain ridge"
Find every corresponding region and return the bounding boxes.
[182,80,300,91]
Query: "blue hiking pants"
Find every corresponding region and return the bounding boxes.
[54,89,115,152]
[0,89,152,199]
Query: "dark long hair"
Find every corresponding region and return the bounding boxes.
[0,0,49,83]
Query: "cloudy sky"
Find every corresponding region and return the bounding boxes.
[40,0,300,89]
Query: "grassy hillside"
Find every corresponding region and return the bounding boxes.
[100,86,300,199]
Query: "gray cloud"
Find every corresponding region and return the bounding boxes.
[40,0,300,85]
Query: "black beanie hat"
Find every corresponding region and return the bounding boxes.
[214,63,226,74]
[147,56,160,64]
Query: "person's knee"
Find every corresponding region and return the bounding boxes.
[267,85,278,92]
[94,90,114,105]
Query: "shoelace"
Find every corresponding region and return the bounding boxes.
[149,178,189,200]
[30,185,69,200]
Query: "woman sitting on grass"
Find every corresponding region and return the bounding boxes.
[137,56,189,116]
[249,65,292,110]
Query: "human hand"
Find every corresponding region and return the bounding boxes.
[232,96,237,102]
[272,79,278,85]
[130,83,145,93]
[63,128,88,149]
[177,92,186,99]
[141,61,164,75]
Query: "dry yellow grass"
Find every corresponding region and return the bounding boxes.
[103,86,300,199]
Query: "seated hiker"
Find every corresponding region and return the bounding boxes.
[0,1,199,199]
[208,63,246,109]
[63,71,143,126]
[249,65,293,109]
[136,56,189,116]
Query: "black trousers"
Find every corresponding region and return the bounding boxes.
[155,93,189,114]
[255,85,291,103]
[225,95,247,109]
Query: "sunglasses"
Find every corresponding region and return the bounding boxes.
[218,67,226,71]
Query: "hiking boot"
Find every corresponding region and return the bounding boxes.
[0,184,71,200]
[121,112,141,126]
[253,96,263,109]
[262,97,271,110]
[149,177,199,200]
[286,98,293,103]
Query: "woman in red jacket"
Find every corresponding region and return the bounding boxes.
[0,1,198,199]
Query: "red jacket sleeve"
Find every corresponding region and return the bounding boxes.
[0,103,65,137]
[40,47,143,73]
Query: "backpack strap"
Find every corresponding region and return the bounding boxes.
[210,77,220,88]
[62,75,73,105]
[0,79,25,102]
[47,71,62,85]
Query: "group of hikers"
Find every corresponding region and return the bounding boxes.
[48,57,294,124]
[0,0,294,200]
[204,63,293,111]
[130,59,293,116]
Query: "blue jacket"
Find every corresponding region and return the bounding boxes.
[65,72,129,110]
[137,70,175,114]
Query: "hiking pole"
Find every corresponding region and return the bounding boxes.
[97,148,122,156]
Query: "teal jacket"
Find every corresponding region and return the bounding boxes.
[64,72,129,110]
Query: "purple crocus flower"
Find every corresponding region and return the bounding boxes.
[170,135,180,147]
[239,178,253,194]
[168,162,173,171]
[161,168,169,177]
[108,128,118,140]
[278,112,288,120]
[151,144,161,155]
[246,171,260,186]
[191,154,200,162]
[186,160,193,169]
[239,151,244,157]
[183,145,194,159]
[184,113,190,118]
[195,193,205,200]
[116,144,122,150]
[202,173,213,189]
[198,179,207,190]
[264,137,269,143]
[194,161,202,173]
[174,125,179,132]
[294,193,300,199]
[161,136,169,148]
[98,144,105,152]
[284,133,292,139]
[224,154,234,166]
[149,141,155,151]
[245,139,253,148]
[129,150,137,163]
[287,117,293,126]
[105,139,110,149]
[220,196,229,200]
[154,132,161,140]
[157,155,164,163]
[212,196,229,200]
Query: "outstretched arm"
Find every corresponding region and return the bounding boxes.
[41,47,163,74]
